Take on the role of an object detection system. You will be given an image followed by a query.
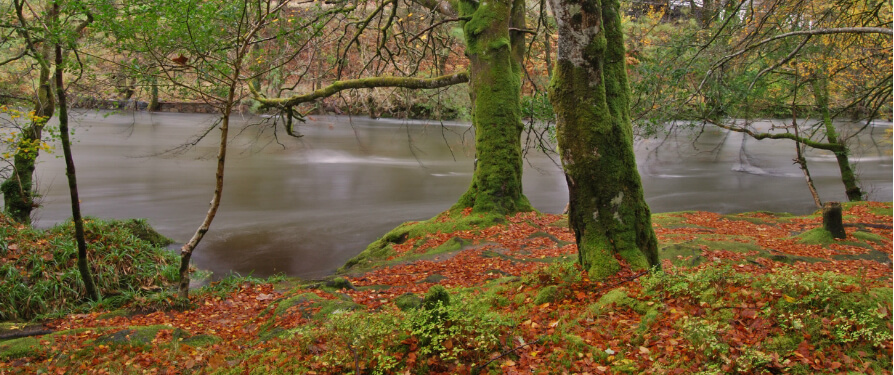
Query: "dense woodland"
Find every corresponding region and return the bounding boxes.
[0,0,892,373]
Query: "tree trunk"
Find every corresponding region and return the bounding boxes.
[148,75,160,111]
[55,40,99,301]
[547,0,659,278]
[813,77,863,201]
[451,0,533,215]
[1,52,54,224]
[177,92,232,300]
[795,155,822,208]
[822,201,846,239]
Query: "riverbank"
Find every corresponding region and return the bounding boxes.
[1,201,891,373]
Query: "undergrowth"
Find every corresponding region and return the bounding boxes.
[0,216,179,321]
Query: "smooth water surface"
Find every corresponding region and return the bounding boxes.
[20,112,893,279]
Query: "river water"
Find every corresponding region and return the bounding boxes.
[18,112,893,279]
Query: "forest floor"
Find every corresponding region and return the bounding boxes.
[1,201,892,374]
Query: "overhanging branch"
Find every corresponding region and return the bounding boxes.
[707,119,844,152]
[253,71,469,107]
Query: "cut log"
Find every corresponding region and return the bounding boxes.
[823,201,846,239]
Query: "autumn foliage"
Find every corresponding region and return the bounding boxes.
[1,202,891,373]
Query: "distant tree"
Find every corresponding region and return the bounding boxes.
[629,0,892,203]
[0,1,59,224]
[0,0,99,300]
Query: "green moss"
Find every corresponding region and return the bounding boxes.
[110,218,174,246]
[323,277,354,291]
[423,285,451,310]
[97,309,130,320]
[763,332,800,354]
[180,334,221,347]
[592,289,650,316]
[340,211,508,273]
[659,238,767,267]
[95,325,187,345]
[421,274,448,283]
[792,227,835,245]
[313,299,364,320]
[533,285,560,304]
[274,293,323,316]
[638,308,661,333]
[851,230,888,244]
[866,205,893,216]
[428,236,469,255]
[0,336,41,360]
[548,217,569,229]
[394,293,423,311]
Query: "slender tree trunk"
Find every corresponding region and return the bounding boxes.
[795,154,822,208]
[451,0,533,215]
[177,90,233,300]
[55,40,99,301]
[812,77,863,201]
[790,74,821,208]
[1,50,54,224]
[148,75,160,111]
[547,0,659,278]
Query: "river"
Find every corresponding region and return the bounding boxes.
[16,111,893,279]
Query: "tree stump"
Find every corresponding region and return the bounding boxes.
[823,202,846,239]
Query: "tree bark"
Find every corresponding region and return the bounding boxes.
[55,38,99,301]
[547,0,659,278]
[1,55,53,224]
[812,78,863,202]
[451,0,533,215]
[178,94,231,300]
[148,75,160,111]
[822,202,846,239]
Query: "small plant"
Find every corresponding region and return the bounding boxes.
[0,216,180,320]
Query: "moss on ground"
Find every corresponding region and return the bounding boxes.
[339,210,508,273]
[0,336,41,360]
[273,293,324,316]
[96,325,188,345]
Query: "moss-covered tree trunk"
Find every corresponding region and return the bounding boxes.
[450,0,532,215]
[148,75,160,111]
[547,0,659,278]
[812,77,863,201]
[1,53,54,225]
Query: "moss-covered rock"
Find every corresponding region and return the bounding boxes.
[324,277,355,291]
[394,293,423,311]
[0,336,41,360]
[96,325,188,345]
[421,274,448,284]
[592,289,650,315]
[423,285,451,310]
[314,299,364,320]
[180,334,221,347]
[533,285,560,305]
